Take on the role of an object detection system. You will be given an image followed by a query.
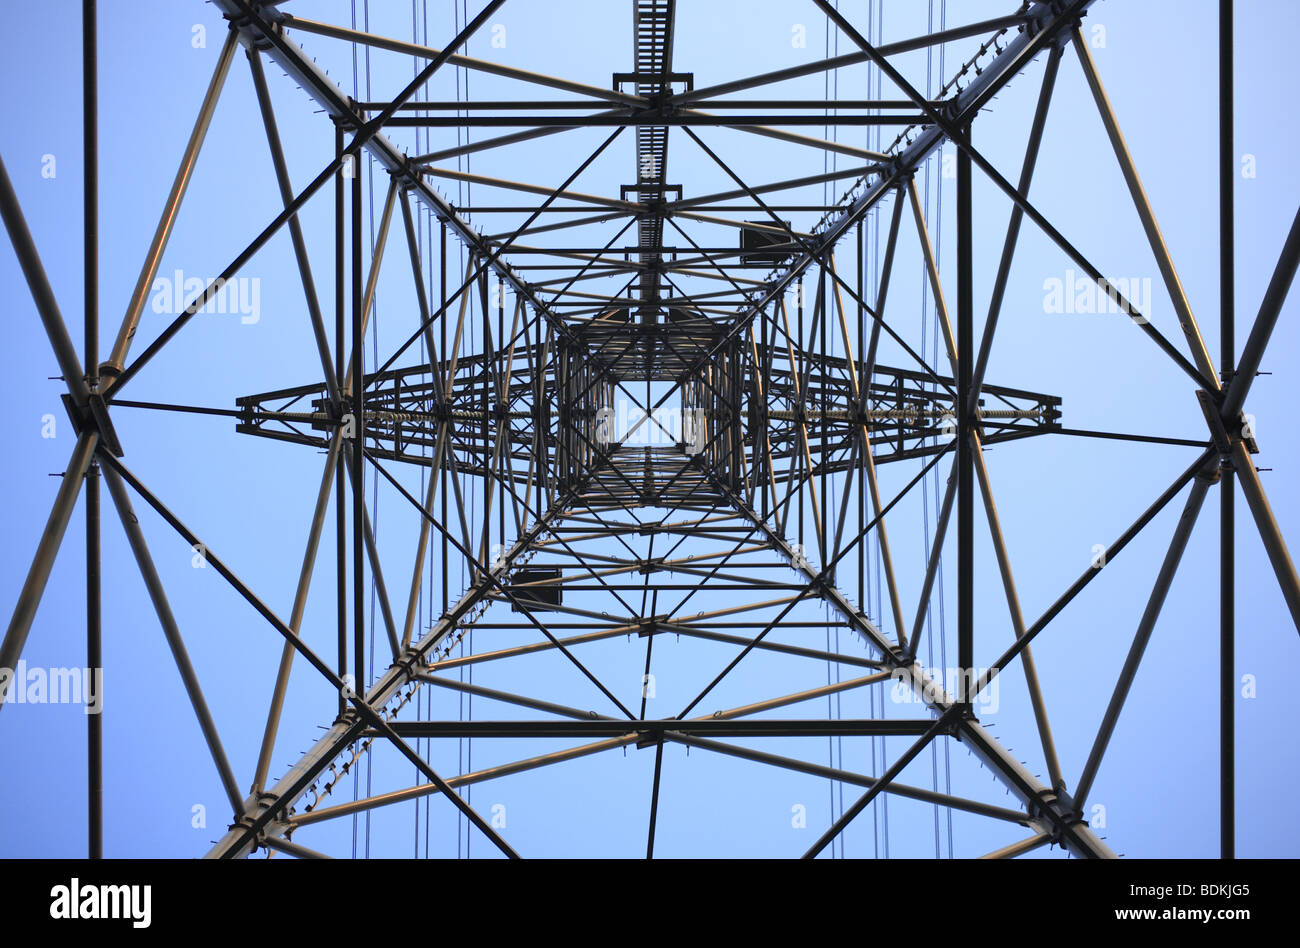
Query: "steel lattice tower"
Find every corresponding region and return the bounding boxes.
[3,0,1298,859]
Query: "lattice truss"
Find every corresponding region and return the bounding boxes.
[3,0,1298,858]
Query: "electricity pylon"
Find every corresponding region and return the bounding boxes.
[3,0,1296,859]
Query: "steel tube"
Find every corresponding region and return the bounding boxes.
[101,464,244,813]
[0,431,98,701]
[1075,475,1213,804]
[101,29,238,381]
[1219,0,1236,861]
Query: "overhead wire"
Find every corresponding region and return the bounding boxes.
[347,0,962,860]
[866,0,882,862]
[917,0,955,860]
[349,0,361,862]
[822,0,846,861]
[453,0,475,861]
[362,0,382,865]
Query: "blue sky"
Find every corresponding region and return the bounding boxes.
[2,0,1299,859]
